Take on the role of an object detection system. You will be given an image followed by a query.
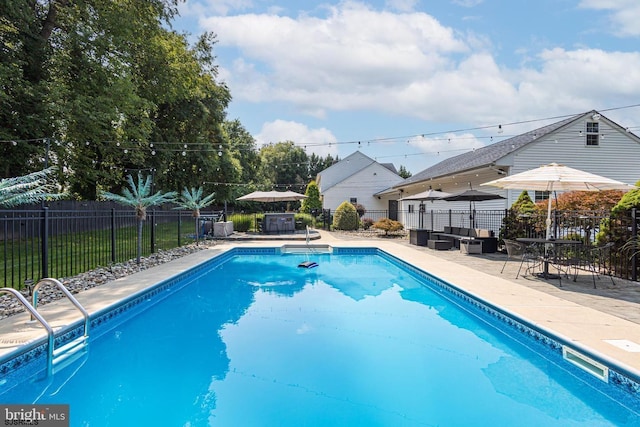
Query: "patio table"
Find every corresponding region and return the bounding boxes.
[516,238,582,280]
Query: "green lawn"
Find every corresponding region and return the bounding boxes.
[1,220,196,289]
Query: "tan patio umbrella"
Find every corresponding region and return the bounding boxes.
[236,190,307,202]
[481,162,637,239]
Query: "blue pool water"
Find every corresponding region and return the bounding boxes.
[2,249,640,426]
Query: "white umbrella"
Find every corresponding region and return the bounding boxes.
[400,189,452,229]
[236,190,307,202]
[481,163,636,238]
[399,189,452,201]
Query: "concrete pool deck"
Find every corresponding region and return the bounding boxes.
[2,230,640,380]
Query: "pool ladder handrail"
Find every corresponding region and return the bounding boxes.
[0,287,55,375]
[32,278,91,374]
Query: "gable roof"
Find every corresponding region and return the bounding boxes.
[400,113,582,186]
[317,151,398,191]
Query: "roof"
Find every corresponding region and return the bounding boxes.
[317,151,398,191]
[399,113,580,186]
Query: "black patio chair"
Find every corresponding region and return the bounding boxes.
[572,242,616,288]
[516,241,545,279]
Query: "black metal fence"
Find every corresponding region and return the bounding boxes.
[1,206,638,288]
[0,207,195,289]
[332,208,639,282]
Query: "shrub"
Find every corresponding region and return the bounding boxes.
[333,201,359,230]
[372,218,404,235]
[362,217,374,230]
[354,203,366,218]
[228,213,252,232]
[294,213,314,229]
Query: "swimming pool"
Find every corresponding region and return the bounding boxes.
[2,247,640,426]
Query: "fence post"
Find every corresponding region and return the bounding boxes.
[111,208,116,263]
[150,209,156,254]
[41,207,49,279]
[178,210,182,247]
[633,208,638,282]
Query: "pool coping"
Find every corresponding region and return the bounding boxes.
[2,239,640,402]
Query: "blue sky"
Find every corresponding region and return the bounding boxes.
[173,0,640,174]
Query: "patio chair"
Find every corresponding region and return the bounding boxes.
[572,242,616,288]
[516,241,545,279]
[501,239,526,274]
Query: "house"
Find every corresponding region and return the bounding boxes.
[392,110,640,229]
[316,151,404,214]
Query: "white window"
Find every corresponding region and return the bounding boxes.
[586,122,599,146]
[534,191,550,203]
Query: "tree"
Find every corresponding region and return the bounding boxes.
[99,173,176,264]
[0,167,65,207]
[259,141,309,192]
[499,191,539,241]
[398,165,412,179]
[0,0,235,202]
[174,186,216,245]
[300,180,322,214]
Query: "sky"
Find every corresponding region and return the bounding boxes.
[172,0,640,174]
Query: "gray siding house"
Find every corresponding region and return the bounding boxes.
[392,110,640,227]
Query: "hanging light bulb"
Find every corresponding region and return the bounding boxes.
[182,151,186,156]
[498,124,503,134]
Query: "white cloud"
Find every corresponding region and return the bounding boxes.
[197,1,640,162]
[579,0,640,37]
[256,120,339,158]
[201,1,470,117]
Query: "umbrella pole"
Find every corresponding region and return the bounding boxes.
[545,193,552,240]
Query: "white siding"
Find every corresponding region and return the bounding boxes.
[500,118,640,207]
[322,163,403,211]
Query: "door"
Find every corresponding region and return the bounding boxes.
[388,200,398,221]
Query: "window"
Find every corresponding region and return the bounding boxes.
[350,197,357,204]
[586,121,599,146]
[408,204,415,213]
[534,191,549,203]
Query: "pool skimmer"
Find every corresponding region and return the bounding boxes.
[563,346,609,382]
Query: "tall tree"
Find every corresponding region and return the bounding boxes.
[259,141,309,192]
[398,165,412,179]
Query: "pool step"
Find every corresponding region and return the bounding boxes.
[280,244,333,254]
[52,336,88,373]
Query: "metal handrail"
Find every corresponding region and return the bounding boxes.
[32,278,90,338]
[0,287,55,375]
